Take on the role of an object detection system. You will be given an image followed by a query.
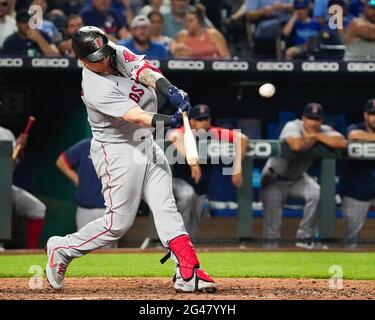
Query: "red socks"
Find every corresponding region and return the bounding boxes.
[26,218,44,249]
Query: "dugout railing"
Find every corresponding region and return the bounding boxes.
[0,141,13,239]
[149,140,375,242]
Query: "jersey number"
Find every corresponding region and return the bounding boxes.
[129,85,145,103]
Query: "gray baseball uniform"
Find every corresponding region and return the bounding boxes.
[0,126,46,219]
[260,119,341,241]
[55,45,187,259]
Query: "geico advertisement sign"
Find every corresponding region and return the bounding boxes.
[0,58,23,67]
[347,62,375,72]
[301,62,340,72]
[167,60,205,70]
[347,143,375,158]
[212,61,249,71]
[248,141,272,157]
[31,58,70,68]
[256,61,294,71]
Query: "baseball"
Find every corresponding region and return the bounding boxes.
[259,83,276,98]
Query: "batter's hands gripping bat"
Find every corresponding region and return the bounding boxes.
[182,110,199,166]
[12,116,36,161]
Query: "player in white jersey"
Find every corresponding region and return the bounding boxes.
[45,26,217,293]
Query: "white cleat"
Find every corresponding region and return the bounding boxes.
[295,241,315,250]
[173,268,218,293]
[45,236,70,290]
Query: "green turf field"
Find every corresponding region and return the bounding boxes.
[1,252,375,280]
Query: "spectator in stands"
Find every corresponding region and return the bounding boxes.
[58,14,84,56]
[282,0,320,59]
[162,0,213,39]
[246,0,293,57]
[175,4,231,59]
[321,0,354,33]
[340,99,375,250]
[199,0,227,30]
[56,138,117,248]
[139,0,170,16]
[29,0,62,43]
[148,10,186,55]
[260,103,346,250]
[222,1,251,57]
[167,104,249,239]
[119,14,170,58]
[344,0,375,60]
[80,0,130,39]
[0,0,17,49]
[162,0,190,39]
[0,124,46,250]
[2,9,60,57]
[314,0,354,27]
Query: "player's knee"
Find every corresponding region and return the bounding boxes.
[108,221,133,239]
[183,187,196,202]
[28,201,47,219]
[306,188,320,203]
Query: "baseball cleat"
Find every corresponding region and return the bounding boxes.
[295,240,315,250]
[173,267,217,293]
[45,236,70,290]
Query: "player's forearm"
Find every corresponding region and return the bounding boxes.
[348,130,375,141]
[56,156,79,186]
[123,106,153,127]
[287,137,317,151]
[123,106,177,128]
[315,133,347,149]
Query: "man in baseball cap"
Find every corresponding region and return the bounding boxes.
[260,102,346,250]
[364,98,375,114]
[340,99,375,249]
[282,0,320,60]
[302,102,325,120]
[118,15,170,59]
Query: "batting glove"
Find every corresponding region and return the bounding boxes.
[169,109,184,128]
[167,86,191,112]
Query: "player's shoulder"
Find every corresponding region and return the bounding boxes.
[115,44,145,62]
[284,119,302,130]
[347,122,365,132]
[0,126,15,141]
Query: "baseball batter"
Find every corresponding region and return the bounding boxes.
[340,99,375,249]
[45,26,217,293]
[260,103,346,249]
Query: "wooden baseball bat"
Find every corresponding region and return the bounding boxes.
[12,116,36,160]
[182,111,199,166]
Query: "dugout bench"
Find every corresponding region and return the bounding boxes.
[0,141,13,240]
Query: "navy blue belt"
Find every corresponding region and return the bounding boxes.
[269,167,292,181]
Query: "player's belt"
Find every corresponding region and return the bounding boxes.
[269,167,292,181]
